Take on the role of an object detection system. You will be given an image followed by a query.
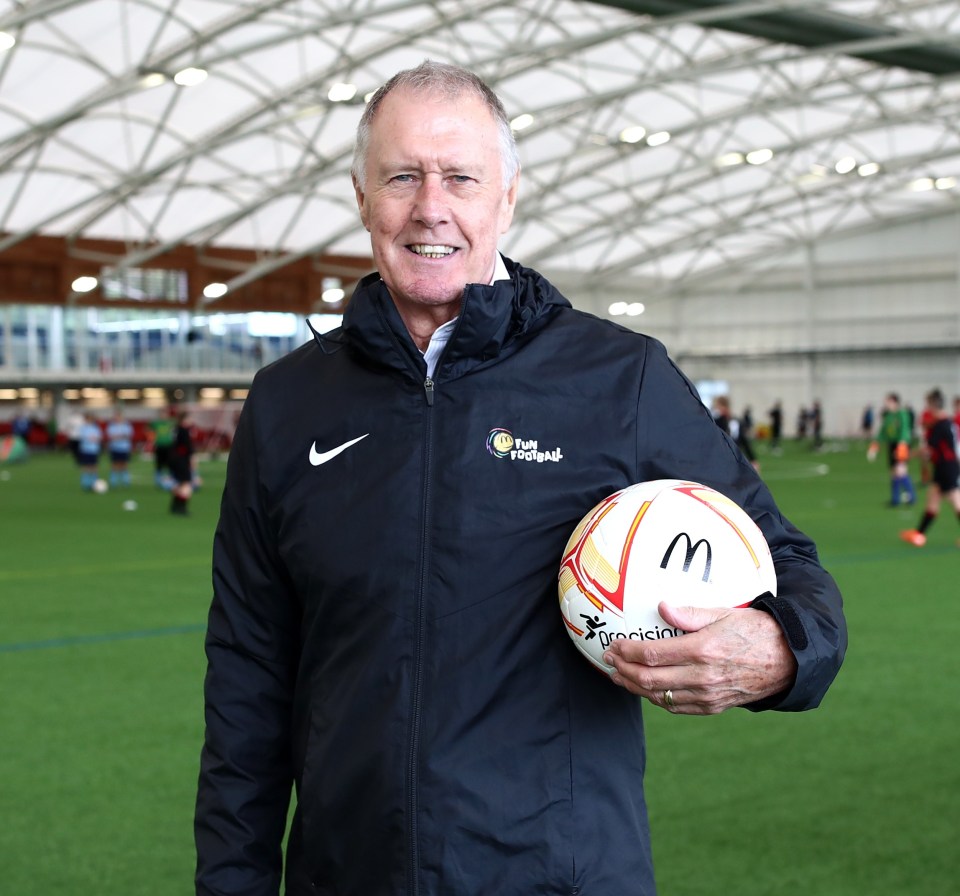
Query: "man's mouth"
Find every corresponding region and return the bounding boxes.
[408,244,456,259]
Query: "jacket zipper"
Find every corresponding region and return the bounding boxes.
[407,375,435,895]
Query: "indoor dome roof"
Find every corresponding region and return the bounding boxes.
[1,0,959,299]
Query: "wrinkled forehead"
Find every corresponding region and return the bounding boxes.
[374,84,496,130]
[368,87,503,170]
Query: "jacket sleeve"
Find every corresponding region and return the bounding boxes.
[634,338,847,712]
[195,384,301,896]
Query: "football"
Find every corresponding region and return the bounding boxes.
[558,479,777,676]
[92,478,109,494]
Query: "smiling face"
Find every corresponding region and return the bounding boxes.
[353,86,519,333]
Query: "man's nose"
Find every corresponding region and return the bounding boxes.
[412,173,449,226]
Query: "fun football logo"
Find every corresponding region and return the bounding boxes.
[486,428,564,464]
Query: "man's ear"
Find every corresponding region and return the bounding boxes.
[353,174,370,232]
[499,169,520,235]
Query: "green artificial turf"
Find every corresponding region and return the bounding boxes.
[1,453,218,895]
[645,441,960,895]
[1,441,956,894]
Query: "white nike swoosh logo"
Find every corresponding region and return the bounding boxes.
[309,433,369,466]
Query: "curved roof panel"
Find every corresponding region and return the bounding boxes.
[1,0,959,298]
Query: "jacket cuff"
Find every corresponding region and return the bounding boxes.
[743,592,807,711]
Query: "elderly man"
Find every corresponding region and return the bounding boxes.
[195,61,846,896]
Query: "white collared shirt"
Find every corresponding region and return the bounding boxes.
[422,254,510,377]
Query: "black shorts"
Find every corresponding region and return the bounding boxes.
[886,442,900,468]
[110,450,131,464]
[933,462,960,492]
[154,444,172,469]
[169,458,192,484]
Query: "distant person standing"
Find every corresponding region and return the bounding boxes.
[169,411,195,516]
[76,413,103,491]
[869,392,915,507]
[768,400,783,451]
[150,407,176,489]
[900,388,960,546]
[860,405,874,441]
[106,409,134,488]
[917,398,937,486]
[810,400,823,450]
[65,409,84,459]
[713,395,760,472]
[12,411,30,443]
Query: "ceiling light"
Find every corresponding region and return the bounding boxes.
[363,91,377,104]
[203,282,228,299]
[619,126,646,144]
[907,177,935,192]
[935,176,957,190]
[328,82,357,102]
[321,276,344,304]
[72,276,98,293]
[646,131,671,147]
[716,152,745,168]
[835,156,857,175]
[796,164,828,187]
[173,67,208,87]
[745,148,774,166]
[857,162,880,177]
[510,113,534,132]
[626,302,645,316]
[0,31,16,52]
[608,302,628,316]
[138,71,167,89]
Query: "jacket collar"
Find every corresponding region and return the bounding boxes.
[338,256,571,382]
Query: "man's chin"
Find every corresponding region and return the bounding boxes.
[385,276,466,311]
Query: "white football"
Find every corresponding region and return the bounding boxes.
[92,478,109,494]
[558,479,777,676]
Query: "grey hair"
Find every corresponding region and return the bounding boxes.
[351,60,521,190]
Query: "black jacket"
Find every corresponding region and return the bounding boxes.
[195,259,846,896]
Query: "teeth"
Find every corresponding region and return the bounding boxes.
[410,244,455,258]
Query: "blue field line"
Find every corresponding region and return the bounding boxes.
[0,622,206,654]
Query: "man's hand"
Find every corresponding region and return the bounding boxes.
[602,602,798,715]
